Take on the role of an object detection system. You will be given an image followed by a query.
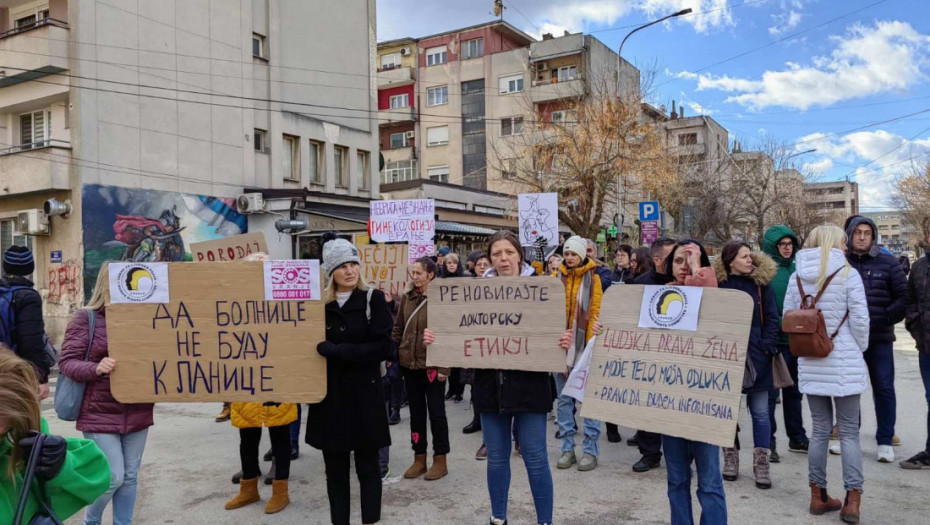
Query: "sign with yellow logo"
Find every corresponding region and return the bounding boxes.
[638,285,702,331]
[108,262,170,304]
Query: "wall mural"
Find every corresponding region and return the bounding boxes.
[82,184,247,299]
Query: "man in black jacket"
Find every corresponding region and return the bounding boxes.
[845,216,908,463]
[1,246,50,398]
[902,236,930,469]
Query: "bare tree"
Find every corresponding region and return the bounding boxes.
[891,159,930,250]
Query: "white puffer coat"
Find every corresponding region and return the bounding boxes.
[783,248,871,397]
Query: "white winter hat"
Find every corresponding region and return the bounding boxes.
[322,238,360,277]
[563,236,587,258]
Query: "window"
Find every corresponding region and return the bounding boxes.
[552,66,577,82]
[678,133,698,146]
[380,52,401,70]
[334,146,348,187]
[502,159,517,179]
[20,110,49,149]
[550,110,575,126]
[426,45,448,66]
[253,129,267,152]
[428,165,450,183]
[499,73,524,94]
[382,160,417,184]
[389,132,409,149]
[427,126,449,146]
[389,94,409,109]
[357,151,370,190]
[501,116,524,137]
[462,38,483,60]
[282,135,299,181]
[426,86,448,106]
[252,33,265,59]
[308,140,322,183]
[0,220,33,276]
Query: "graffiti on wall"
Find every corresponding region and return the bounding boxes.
[82,184,248,300]
[47,258,82,306]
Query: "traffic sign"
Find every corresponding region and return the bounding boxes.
[639,201,660,222]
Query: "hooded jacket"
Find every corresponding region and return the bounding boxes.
[844,216,908,343]
[905,246,930,354]
[762,225,799,346]
[0,276,49,383]
[714,251,780,393]
[557,258,603,347]
[784,248,871,397]
[392,284,450,376]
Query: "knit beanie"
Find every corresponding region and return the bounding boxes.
[437,246,451,257]
[563,236,587,258]
[322,237,360,277]
[2,245,35,276]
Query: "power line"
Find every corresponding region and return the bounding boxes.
[841,125,930,179]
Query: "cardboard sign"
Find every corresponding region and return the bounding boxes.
[426,277,568,372]
[190,232,268,262]
[106,262,327,403]
[518,192,559,247]
[581,286,752,448]
[369,199,435,244]
[359,244,413,297]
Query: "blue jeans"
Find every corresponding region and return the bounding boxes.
[83,429,149,525]
[920,352,930,454]
[662,435,727,525]
[745,390,771,449]
[553,373,602,456]
[481,412,553,524]
[768,347,808,445]
[863,341,896,445]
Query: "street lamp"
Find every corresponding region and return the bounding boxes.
[614,8,692,235]
[784,148,816,166]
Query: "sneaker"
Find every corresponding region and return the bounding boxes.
[475,444,488,461]
[380,465,390,481]
[788,440,810,453]
[577,453,598,472]
[632,456,661,473]
[770,446,780,463]
[899,451,930,469]
[557,450,577,469]
[877,444,895,463]
[892,435,902,447]
[829,444,842,455]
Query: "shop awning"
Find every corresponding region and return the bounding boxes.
[435,221,498,236]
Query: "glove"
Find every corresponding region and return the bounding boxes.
[316,341,338,358]
[532,235,547,263]
[18,432,68,481]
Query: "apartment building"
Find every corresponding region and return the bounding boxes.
[861,211,915,254]
[804,180,860,217]
[0,0,378,338]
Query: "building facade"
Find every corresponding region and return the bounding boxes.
[804,180,860,217]
[861,210,915,254]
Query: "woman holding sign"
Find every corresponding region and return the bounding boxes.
[424,231,554,525]
[307,236,394,525]
[659,240,729,525]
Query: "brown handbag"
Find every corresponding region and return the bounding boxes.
[782,268,849,358]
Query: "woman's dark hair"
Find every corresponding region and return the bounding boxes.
[631,247,653,276]
[665,239,712,276]
[414,257,438,278]
[487,230,524,264]
[721,241,752,275]
[618,244,633,258]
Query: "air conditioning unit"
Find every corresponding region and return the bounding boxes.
[17,209,49,235]
[404,131,415,139]
[537,61,549,71]
[399,47,411,56]
[236,193,265,214]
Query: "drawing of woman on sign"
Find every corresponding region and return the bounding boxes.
[520,195,555,245]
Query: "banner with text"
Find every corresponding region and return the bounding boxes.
[581,286,752,448]
[190,232,268,262]
[426,277,567,372]
[359,244,413,297]
[106,261,327,403]
[369,199,435,263]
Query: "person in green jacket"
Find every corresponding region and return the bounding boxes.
[0,350,110,524]
[762,225,810,462]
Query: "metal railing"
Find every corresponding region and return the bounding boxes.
[0,139,72,156]
[0,18,69,40]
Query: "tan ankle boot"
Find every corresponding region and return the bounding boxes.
[808,482,842,515]
[404,454,428,479]
[722,447,739,481]
[425,454,448,481]
[753,447,772,489]
[225,477,260,510]
[840,489,861,523]
[265,479,289,514]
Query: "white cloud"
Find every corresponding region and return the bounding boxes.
[686,101,714,115]
[768,0,806,35]
[677,21,930,110]
[802,158,833,174]
[639,0,735,34]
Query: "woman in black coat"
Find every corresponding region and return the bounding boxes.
[307,237,393,525]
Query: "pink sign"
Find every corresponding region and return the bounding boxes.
[263,260,321,301]
[641,221,659,245]
[408,242,435,263]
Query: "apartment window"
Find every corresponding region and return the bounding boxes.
[389,94,409,109]
[462,38,483,60]
[427,126,449,146]
[308,140,322,183]
[20,110,49,149]
[357,150,370,190]
[389,132,409,149]
[428,165,450,183]
[0,220,33,275]
[501,116,524,137]
[426,86,448,106]
[252,33,266,59]
[382,160,417,184]
[678,133,698,146]
[282,135,299,181]
[426,45,448,66]
[334,146,348,187]
[380,52,401,70]
[552,66,577,82]
[502,159,517,179]
[499,73,524,94]
[550,110,575,126]
[253,129,267,152]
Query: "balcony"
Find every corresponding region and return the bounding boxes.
[0,139,72,196]
[378,106,415,125]
[530,76,585,103]
[0,18,70,87]
[377,66,415,89]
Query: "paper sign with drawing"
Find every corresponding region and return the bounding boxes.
[518,193,559,247]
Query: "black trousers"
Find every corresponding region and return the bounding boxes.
[323,449,382,525]
[447,368,466,396]
[402,367,450,455]
[638,430,663,462]
[240,425,290,480]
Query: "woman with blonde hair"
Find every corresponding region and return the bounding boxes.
[783,225,870,522]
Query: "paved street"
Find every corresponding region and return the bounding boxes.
[48,331,930,525]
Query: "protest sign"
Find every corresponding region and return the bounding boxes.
[426,277,567,372]
[369,199,435,244]
[263,260,321,300]
[190,232,268,262]
[518,193,559,247]
[638,285,703,332]
[581,285,753,448]
[108,262,170,304]
[358,244,412,296]
[106,261,327,403]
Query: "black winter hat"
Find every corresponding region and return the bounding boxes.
[3,245,35,276]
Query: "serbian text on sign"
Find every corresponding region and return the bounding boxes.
[369,199,435,244]
[359,244,412,297]
[263,260,321,301]
[190,232,268,262]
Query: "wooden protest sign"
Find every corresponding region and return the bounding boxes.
[190,232,268,262]
[580,285,752,448]
[426,276,567,372]
[106,261,327,403]
[358,244,413,297]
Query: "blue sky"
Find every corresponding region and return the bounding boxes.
[378,0,930,211]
